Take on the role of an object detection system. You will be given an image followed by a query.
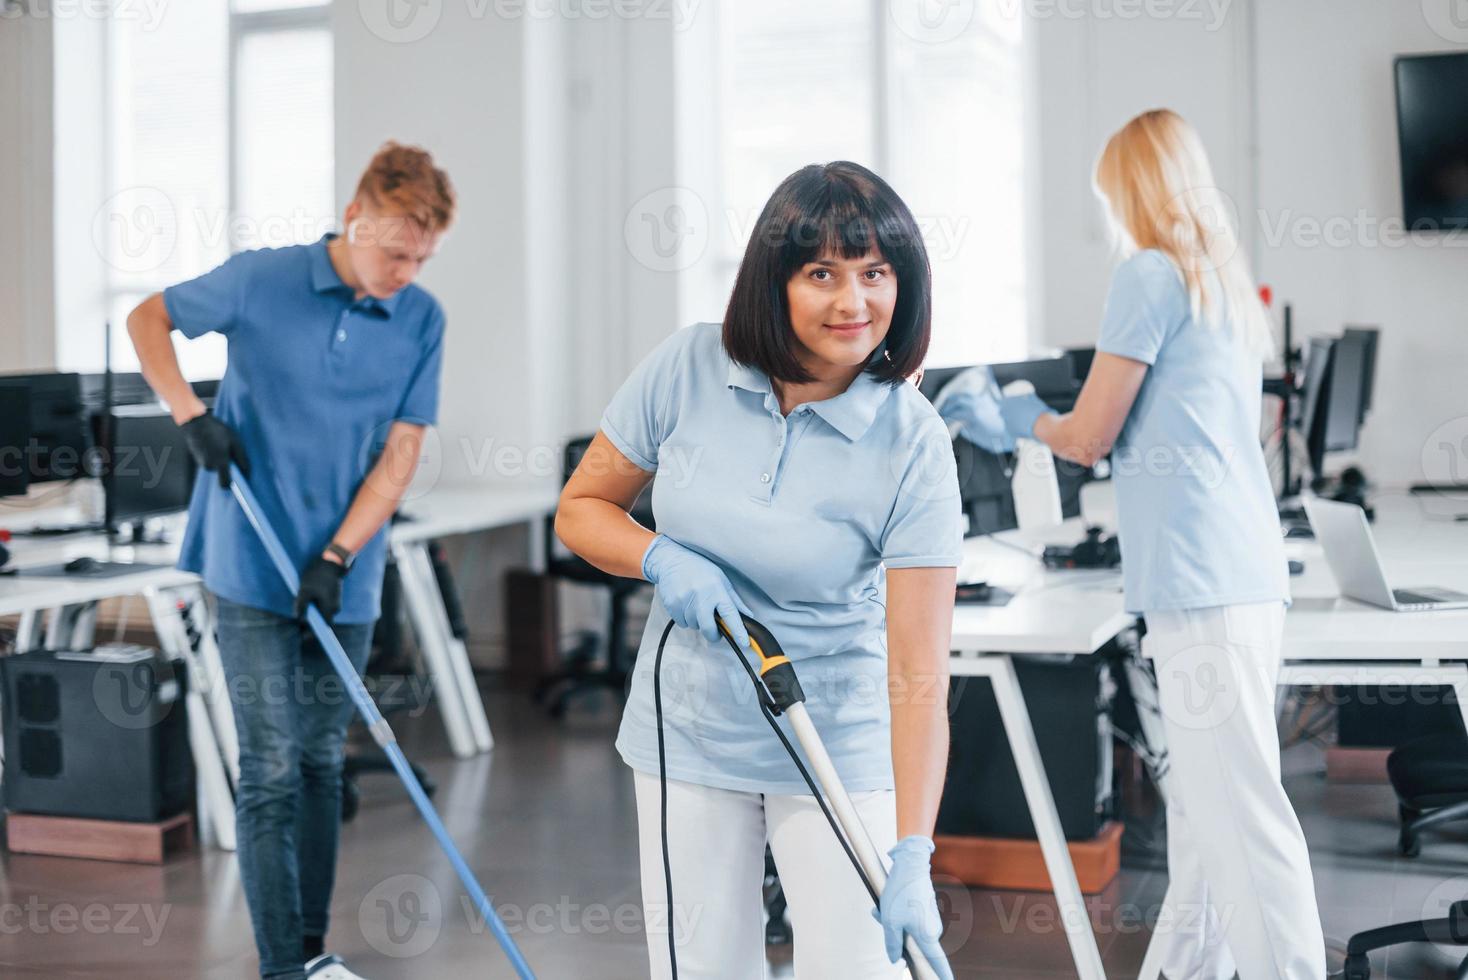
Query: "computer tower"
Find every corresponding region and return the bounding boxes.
[937,656,1114,841]
[1,646,193,822]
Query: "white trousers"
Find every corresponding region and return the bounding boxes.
[632,768,905,980]
[1144,601,1325,980]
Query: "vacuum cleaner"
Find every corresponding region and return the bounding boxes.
[653,614,950,980]
[227,465,536,979]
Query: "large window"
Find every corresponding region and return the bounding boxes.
[98,0,334,379]
[710,0,1027,367]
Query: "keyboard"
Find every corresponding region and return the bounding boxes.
[1394,587,1468,608]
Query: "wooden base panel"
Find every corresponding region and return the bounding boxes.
[6,811,194,864]
[933,821,1123,894]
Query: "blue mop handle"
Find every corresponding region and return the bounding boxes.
[227,465,536,980]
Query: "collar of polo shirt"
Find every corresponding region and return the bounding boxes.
[724,354,892,442]
[309,234,403,319]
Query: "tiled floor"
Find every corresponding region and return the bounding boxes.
[3,684,1467,978]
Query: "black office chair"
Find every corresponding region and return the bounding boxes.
[1341,732,1468,978]
[535,435,653,718]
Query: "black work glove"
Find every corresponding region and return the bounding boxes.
[180,410,251,490]
[294,555,348,623]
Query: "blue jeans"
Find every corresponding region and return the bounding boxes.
[213,594,375,980]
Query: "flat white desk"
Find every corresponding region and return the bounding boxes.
[0,480,559,850]
[390,482,559,758]
[948,523,1132,980]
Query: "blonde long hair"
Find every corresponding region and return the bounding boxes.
[1093,109,1273,358]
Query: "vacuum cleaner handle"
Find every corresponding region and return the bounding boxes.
[716,613,804,713]
[715,613,950,980]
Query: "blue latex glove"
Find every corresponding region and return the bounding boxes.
[641,534,751,648]
[999,392,1053,442]
[936,389,1014,453]
[872,835,953,980]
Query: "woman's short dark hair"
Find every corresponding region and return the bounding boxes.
[722,161,931,386]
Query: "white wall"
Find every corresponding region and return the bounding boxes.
[1253,0,1468,486]
[0,13,57,372]
[1030,2,1256,350]
[1031,0,1468,487]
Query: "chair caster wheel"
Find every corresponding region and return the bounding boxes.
[1343,953,1371,980]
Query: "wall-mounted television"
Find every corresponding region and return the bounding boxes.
[1395,52,1468,232]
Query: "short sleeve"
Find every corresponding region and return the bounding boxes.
[395,304,446,425]
[1095,250,1186,366]
[163,252,252,340]
[599,326,695,472]
[880,418,964,568]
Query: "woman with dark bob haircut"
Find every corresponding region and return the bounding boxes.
[557,161,961,979]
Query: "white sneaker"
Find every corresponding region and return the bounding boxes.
[305,953,371,979]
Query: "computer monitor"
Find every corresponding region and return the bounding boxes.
[80,371,157,412]
[0,372,92,483]
[1301,332,1375,479]
[920,358,1090,536]
[0,387,32,497]
[1342,326,1379,423]
[98,405,197,527]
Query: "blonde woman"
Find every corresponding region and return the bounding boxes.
[982,110,1325,978]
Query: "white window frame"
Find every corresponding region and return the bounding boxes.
[704,0,1033,362]
[101,1,333,324]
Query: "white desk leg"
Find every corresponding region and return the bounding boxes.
[43,605,68,649]
[527,513,548,574]
[407,541,493,752]
[70,601,99,650]
[14,609,44,652]
[985,653,1108,980]
[181,589,240,787]
[1134,881,1170,980]
[395,541,479,758]
[144,589,236,851]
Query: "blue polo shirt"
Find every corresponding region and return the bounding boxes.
[165,235,445,624]
[606,322,963,795]
[1096,249,1288,614]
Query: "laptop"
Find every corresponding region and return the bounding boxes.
[1303,497,1468,611]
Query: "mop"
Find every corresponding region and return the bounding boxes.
[227,465,536,980]
[653,614,948,980]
